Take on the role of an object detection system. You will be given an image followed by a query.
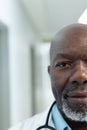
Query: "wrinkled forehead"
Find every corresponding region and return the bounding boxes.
[50,24,87,63]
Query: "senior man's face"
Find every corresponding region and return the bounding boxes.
[48,24,87,122]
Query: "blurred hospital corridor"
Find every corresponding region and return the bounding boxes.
[0,0,87,130]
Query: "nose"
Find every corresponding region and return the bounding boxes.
[70,63,87,85]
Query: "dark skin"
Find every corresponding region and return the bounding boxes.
[48,23,87,130]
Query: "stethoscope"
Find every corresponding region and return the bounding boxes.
[36,101,56,130]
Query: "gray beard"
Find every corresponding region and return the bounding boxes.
[62,100,87,122]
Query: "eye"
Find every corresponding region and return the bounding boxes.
[55,62,72,70]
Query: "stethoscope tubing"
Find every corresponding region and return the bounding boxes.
[36,125,56,130]
[36,101,56,130]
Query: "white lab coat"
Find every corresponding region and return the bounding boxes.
[8,106,55,130]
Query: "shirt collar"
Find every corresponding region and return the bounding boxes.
[52,103,72,130]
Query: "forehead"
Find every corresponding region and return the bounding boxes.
[50,24,87,62]
[54,26,87,49]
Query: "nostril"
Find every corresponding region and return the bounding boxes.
[72,81,78,85]
[83,81,87,84]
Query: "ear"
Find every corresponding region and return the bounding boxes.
[48,65,51,75]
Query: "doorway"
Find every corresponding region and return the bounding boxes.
[0,22,10,130]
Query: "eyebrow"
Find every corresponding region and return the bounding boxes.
[54,53,74,61]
